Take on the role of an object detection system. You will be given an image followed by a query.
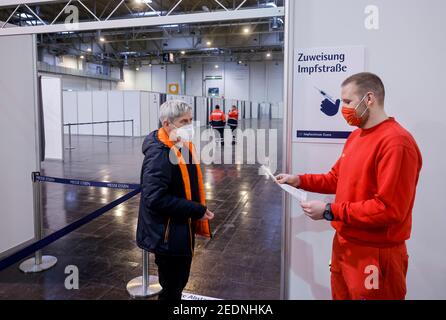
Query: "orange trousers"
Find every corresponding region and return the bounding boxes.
[330,233,409,300]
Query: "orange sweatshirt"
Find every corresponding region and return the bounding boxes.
[299,118,422,247]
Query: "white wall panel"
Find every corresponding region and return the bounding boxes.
[251,102,259,119]
[42,76,63,160]
[116,68,136,90]
[152,65,167,93]
[224,62,250,101]
[249,62,267,102]
[286,0,446,300]
[140,91,151,136]
[148,92,160,133]
[123,91,141,136]
[76,91,93,135]
[245,101,252,119]
[135,66,152,91]
[0,34,38,257]
[195,96,207,127]
[185,63,202,97]
[266,61,284,103]
[62,91,78,134]
[92,91,108,135]
[107,91,124,136]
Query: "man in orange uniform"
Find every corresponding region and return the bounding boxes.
[276,72,422,300]
[227,105,239,144]
[209,105,226,145]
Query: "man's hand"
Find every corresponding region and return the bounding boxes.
[275,173,300,187]
[300,201,326,220]
[200,209,214,221]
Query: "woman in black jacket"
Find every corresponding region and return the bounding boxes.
[137,100,214,300]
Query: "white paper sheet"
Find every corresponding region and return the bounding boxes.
[279,183,308,202]
[260,165,308,202]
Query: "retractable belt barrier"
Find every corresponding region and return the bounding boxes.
[0,173,141,272]
[34,175,141,190]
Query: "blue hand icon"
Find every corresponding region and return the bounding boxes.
[320,98,340,116]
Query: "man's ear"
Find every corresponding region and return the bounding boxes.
[366,92,376,106]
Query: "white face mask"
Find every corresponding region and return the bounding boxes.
[173,123,194,142]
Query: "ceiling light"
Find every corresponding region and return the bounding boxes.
[243,27,250,34]
[99,37,105,42]
[87,48,92,52]
[80,55,84,59]
[215,65,219,69]
[266,52,271,58]
[136,67,140,71]
[181,51,186,55]
[206,41,212,46]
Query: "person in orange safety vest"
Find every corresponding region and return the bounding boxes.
[209,105,226,144]
[227,105,239,144]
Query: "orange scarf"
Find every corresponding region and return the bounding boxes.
[157,127,211,238]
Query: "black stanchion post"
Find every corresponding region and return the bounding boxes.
[131,120,134,137]
[126,250,161,298]
[19,172,58,273]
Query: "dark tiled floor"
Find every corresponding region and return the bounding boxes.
[0,119,283,300]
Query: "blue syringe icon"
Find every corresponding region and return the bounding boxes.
[314,86,336,104]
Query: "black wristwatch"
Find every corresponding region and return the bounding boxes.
[323,203,334,221]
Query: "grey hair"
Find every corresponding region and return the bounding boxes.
[159,99,192,123]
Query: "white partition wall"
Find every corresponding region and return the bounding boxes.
[0,34,38,257]
[62,90,163,137]
[63,91,78,134]
[283,0,446,300]
[123,91,140,136]
[148,92,161,133]
[77,91,93,135]
[251,102,259,119]
[92,91,108,135]
[140,91,151,136]
[277,102,284,119]
[41,76,63,160]
[250,61,267,102]
[243,101,250,119]
[195,96,207,127]
[108,91,124,136]
[152,65,167,93]
[245,102,252,119]
[62,90,277,137]
[224,62,250,102]
[260,102,271,119]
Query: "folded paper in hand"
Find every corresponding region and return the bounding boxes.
[260,165,308,202]
[278,183,308,202]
